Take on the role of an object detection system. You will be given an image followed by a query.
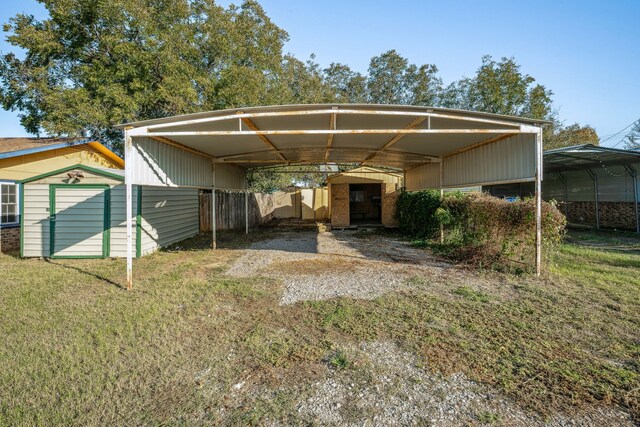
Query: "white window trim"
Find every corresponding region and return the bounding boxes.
[0,181,20,227]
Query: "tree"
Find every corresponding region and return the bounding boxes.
[441,56,553,121]
[366,50,441,106]
[0,0,290,153]
[323,63,367,103]
[624,120,640,150]
[544,123,599,150]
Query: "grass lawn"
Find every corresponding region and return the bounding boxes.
[0,229,638,424]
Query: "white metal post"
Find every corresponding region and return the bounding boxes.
[212,160,217,249]
[535,130,543,276]
[439,159,444,244]
[245,178,249,235]
[125,128,133,290]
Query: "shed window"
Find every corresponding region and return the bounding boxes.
[0,182,19,226]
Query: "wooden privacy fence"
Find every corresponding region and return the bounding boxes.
[199,190,275,232]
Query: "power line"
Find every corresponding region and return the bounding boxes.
[600,119,638,146]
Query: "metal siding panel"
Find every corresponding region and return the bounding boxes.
[565,170,595,202]
[215,164,247,189]
[595,166,633,202]
[405,163,440,190]
[140,186,199,255]
[542,174,565,200]
[131,137,212,187]
[443,133,536,187]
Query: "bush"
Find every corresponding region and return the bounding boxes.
[397,191,566,272]
[439,193,566,272]
[396,190,441,238]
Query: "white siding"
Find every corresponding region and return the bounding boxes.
[405,162,440,191]
[131,136,212,188]
[22,184,50,257]
[443,133,536,188]
[139,186,199,256]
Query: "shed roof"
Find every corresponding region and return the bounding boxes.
[122,104,545,171]
[0,137,124,168]
[0,137,88,156]
[544,144,640,172]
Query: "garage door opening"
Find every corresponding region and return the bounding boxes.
[349,183,382,225]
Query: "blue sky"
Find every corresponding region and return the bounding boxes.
[1,0,638,147]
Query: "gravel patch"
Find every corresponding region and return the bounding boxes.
[225,230,452,304]
[297,341,634,426]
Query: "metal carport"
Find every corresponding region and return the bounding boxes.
[117,104,548,288]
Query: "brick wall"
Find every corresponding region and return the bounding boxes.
[330,184,350,227]
[561,201,638,230]
[0,225,20,253]
[381,183,400,227]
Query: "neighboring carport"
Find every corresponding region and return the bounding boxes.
[117,104,547,288]
[543,144,640,232]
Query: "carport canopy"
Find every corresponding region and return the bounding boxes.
[117,104,548,287]
[119,104,546,170]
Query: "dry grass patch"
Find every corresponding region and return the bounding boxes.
[267,257,368,275]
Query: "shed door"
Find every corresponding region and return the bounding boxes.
[51,186,109,258]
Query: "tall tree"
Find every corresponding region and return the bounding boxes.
[323,63,367,103]
[624,120,640,150]
[544,123,600,150]
[366,50,441,106]
[0,0,290,152]
[441,55,553,121]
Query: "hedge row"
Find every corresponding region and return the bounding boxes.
[396,190,566,272]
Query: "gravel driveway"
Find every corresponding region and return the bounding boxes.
[226,230,451,304]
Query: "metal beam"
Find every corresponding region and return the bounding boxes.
[149,135,216,160]
[363,116,428,164]
[325,108,337,161]
[240,116,287,162]
[443,133,515,159]
[145,128,520,137]
[215,146,438,161]
[141,108,530,132]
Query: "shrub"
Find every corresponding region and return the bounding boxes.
[396,190,441,238]
[397,190,566,272]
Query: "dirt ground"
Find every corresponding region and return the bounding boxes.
[227,230,497,305]
[223,230,636,426]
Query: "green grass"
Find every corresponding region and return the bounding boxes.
[0,229,638,424]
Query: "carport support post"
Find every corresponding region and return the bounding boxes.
[625,165,639,233]
[245,178,249,235]
[124,128,133,290]
[586,170,599,229]
[535,130,543,276]
[212,161,217,249]
[439,159,444,244]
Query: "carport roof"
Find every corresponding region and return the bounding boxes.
[120,104,547,170]
[544,144,640,172]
